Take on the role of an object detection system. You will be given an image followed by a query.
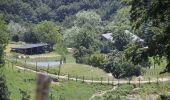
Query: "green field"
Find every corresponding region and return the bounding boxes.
[5,62,112,100]
[93,82,170,100]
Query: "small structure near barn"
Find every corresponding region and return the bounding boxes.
[11,43,50,55]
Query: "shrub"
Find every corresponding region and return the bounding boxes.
[88,52,106,68]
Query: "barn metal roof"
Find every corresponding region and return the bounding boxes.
[12,43,48,49]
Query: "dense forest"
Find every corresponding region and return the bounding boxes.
[0,0,124,23]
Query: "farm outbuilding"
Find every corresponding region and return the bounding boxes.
[11,43,50,55]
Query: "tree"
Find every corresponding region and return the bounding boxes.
[7,20,27,41]
[75,10,103,33]
[106,6,132,51]
[0,14,9,100]
[130,0,170,71]
[63,26,80,47]
[72,28,100,63]
[105,50,141,78]
[125,43,151,68]
[88,52,106,68]
[33,20,62,50]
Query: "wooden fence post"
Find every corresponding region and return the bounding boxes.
[139,78,141,87]
[47,64,50,74]
[83,76,84,83]
[108,78,109,85]
[128,78,131,85]
[68,74,69,80]
[118,79,120,86]
[101,77,103,85]
[36,61,38,73]
[8,61,9,67]
[24,60,26,72]
[157,77,159,84]
[92,77,93,84]
[76,75,78,82]
[112,79,114,87]
[149,77,151,84]
[12,62,14,70]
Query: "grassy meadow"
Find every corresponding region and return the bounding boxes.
[5,62,112,100]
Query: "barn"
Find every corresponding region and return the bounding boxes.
[11,43,50,55]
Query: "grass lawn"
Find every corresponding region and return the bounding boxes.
[9,60,113,81]
[93,82,170,100]
[5,62,112,100]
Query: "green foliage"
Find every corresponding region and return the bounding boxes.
[72,28,100,63]
[160,94,170,100]
[7,20,27,41]
[88,52,106,68]
[75,11,103,33]
[106,6,132,51]
[5,63,112,100]
[0,14,9,100]
[130,0,170,71]
[125,43,151,67]
[33,20,62,47]
[19,89,30,100]
[105,51,141,78]
[0,0,123,23]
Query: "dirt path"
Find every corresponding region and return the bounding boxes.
[90,86,118,99]
[15,66,169,85]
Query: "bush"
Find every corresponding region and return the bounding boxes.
[88,52,106,68]
[158,94,170,100]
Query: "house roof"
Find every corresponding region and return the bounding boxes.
[124,30,144,42]
[101,33,115,43]
[12,43,48,49]
[101,30,144,43]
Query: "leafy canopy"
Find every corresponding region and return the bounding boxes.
[130,0,170,71]
[33,20,62,46]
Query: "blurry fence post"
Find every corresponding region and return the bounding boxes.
[108,78,109,85]
[76,75,78,82]
[112,79,114,87]
[16,58,17,63]
[83,76,85,83]
[68,74,70,80]
[149,77,151,84]
[92,77,93,84]
[12,62,14,70]
[8,61,9,67]
[128,78,131,85]
[118,79,120,86]
[36,73,51,100]
[47,64,50,74]
[138,78,141,87]
[157,77,159,84]
[101,77,103,84]
[162,75,164,83]
[36,61,37,71]
[24,60,26,72]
